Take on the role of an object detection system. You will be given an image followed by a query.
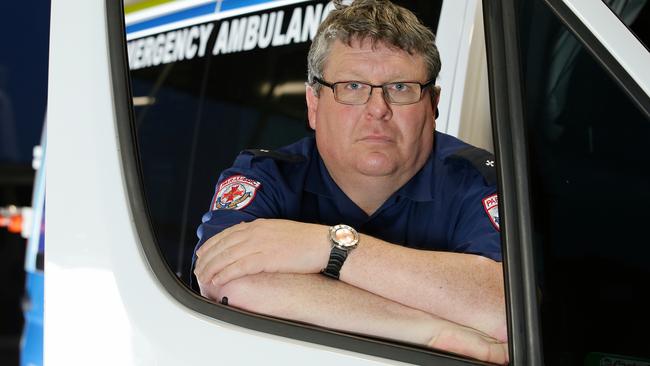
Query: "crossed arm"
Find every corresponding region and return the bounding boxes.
[194,218,508,364]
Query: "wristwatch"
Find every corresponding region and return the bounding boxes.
[322,224,359,279]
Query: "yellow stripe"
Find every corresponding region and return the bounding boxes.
[124,0,177,14]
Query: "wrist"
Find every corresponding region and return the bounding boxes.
[322,224,359,279]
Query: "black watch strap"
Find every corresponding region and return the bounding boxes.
[322,246,348,279]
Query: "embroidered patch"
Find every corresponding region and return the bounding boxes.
[212,175,261,210]
[482,194,500,231]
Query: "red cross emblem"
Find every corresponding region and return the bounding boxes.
[212,175,261,211]
[222,185,244,202]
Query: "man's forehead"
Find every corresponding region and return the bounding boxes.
[324,38,426,80]
[329,38,420,62]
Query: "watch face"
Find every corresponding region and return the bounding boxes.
[335,228,355,245]
[331,225,359,248]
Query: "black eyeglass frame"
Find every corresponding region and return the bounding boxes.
[312,76,438,106]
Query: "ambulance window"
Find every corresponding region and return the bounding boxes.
[517,1,650,364]
[131,58,209,278]
[128,0,443,284]
[602,0,650,52]
[122,1,513,364]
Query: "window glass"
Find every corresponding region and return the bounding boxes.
[602,0,650,52]
[128,0,443,284]
[125,3,519,364]
[518,1,650,364]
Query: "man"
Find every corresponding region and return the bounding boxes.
[193,0,507,363]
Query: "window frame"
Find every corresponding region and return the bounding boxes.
[482,0,542,364]
[600,0,650,53]
[550,0,650,117]
[483,0,650,365]
[107,0,490,365]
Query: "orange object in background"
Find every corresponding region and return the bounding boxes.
[0,206,27,234]
[8,214,23,233]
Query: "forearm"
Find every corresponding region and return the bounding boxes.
[201,273,508,364]
[206,272,438,346]
[341,235,507,342]
[194,219,506,342]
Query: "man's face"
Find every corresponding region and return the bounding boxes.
[307,38,438,184]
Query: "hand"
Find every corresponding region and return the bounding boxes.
[429,325,509,365]
[194,219,330,290]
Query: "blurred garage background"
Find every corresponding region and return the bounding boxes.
[0,1,157,365]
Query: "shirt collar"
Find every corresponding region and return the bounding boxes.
[305,149,369,224]
[305,146,332,197]
[392,153,435,202]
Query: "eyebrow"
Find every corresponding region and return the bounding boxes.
[329,73,422,82]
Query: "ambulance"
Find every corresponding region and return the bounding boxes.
[44,0,650,365]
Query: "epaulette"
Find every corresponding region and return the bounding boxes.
[242,149,306,163]
[447,146,497,186]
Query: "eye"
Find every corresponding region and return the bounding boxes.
[391,83,410,92]
[345,82,363,90]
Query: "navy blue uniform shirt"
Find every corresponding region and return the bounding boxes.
[192,132,501,288]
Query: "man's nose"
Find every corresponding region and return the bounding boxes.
[365,87,392,121]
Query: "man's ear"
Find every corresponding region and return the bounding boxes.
[432,86,441,120]
[306,85,319,130]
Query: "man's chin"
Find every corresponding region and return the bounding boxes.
[355,160,398,177]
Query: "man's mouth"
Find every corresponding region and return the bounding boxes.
[359,135,393,143]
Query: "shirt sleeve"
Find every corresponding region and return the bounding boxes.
[448,172,502,262]
[190,152,289,289]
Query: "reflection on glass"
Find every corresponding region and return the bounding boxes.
[518,0,650,364]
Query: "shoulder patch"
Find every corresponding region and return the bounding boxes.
[482,193,500,231]
[242,149,306,163]
[212,175,261,210]
[448,146,497,185]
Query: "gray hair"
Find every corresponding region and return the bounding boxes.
[307,0,441,93]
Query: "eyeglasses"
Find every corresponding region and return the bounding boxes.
[312,77,436,105]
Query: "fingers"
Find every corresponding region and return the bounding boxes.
[196,247,267,289]
[481,341,509,365]
[212,252,266,286]
[195,220,268,286]
[195,244,244,285]
[498,343,509,365]
[195,237,240,276]
[429,327,509,365]
[195,219,283,289]
[196,221,248,256]
[195,222,251,276]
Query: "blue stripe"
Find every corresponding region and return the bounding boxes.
[126,0,282,35]
[219,0,280,12]
[127,3,217,34]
